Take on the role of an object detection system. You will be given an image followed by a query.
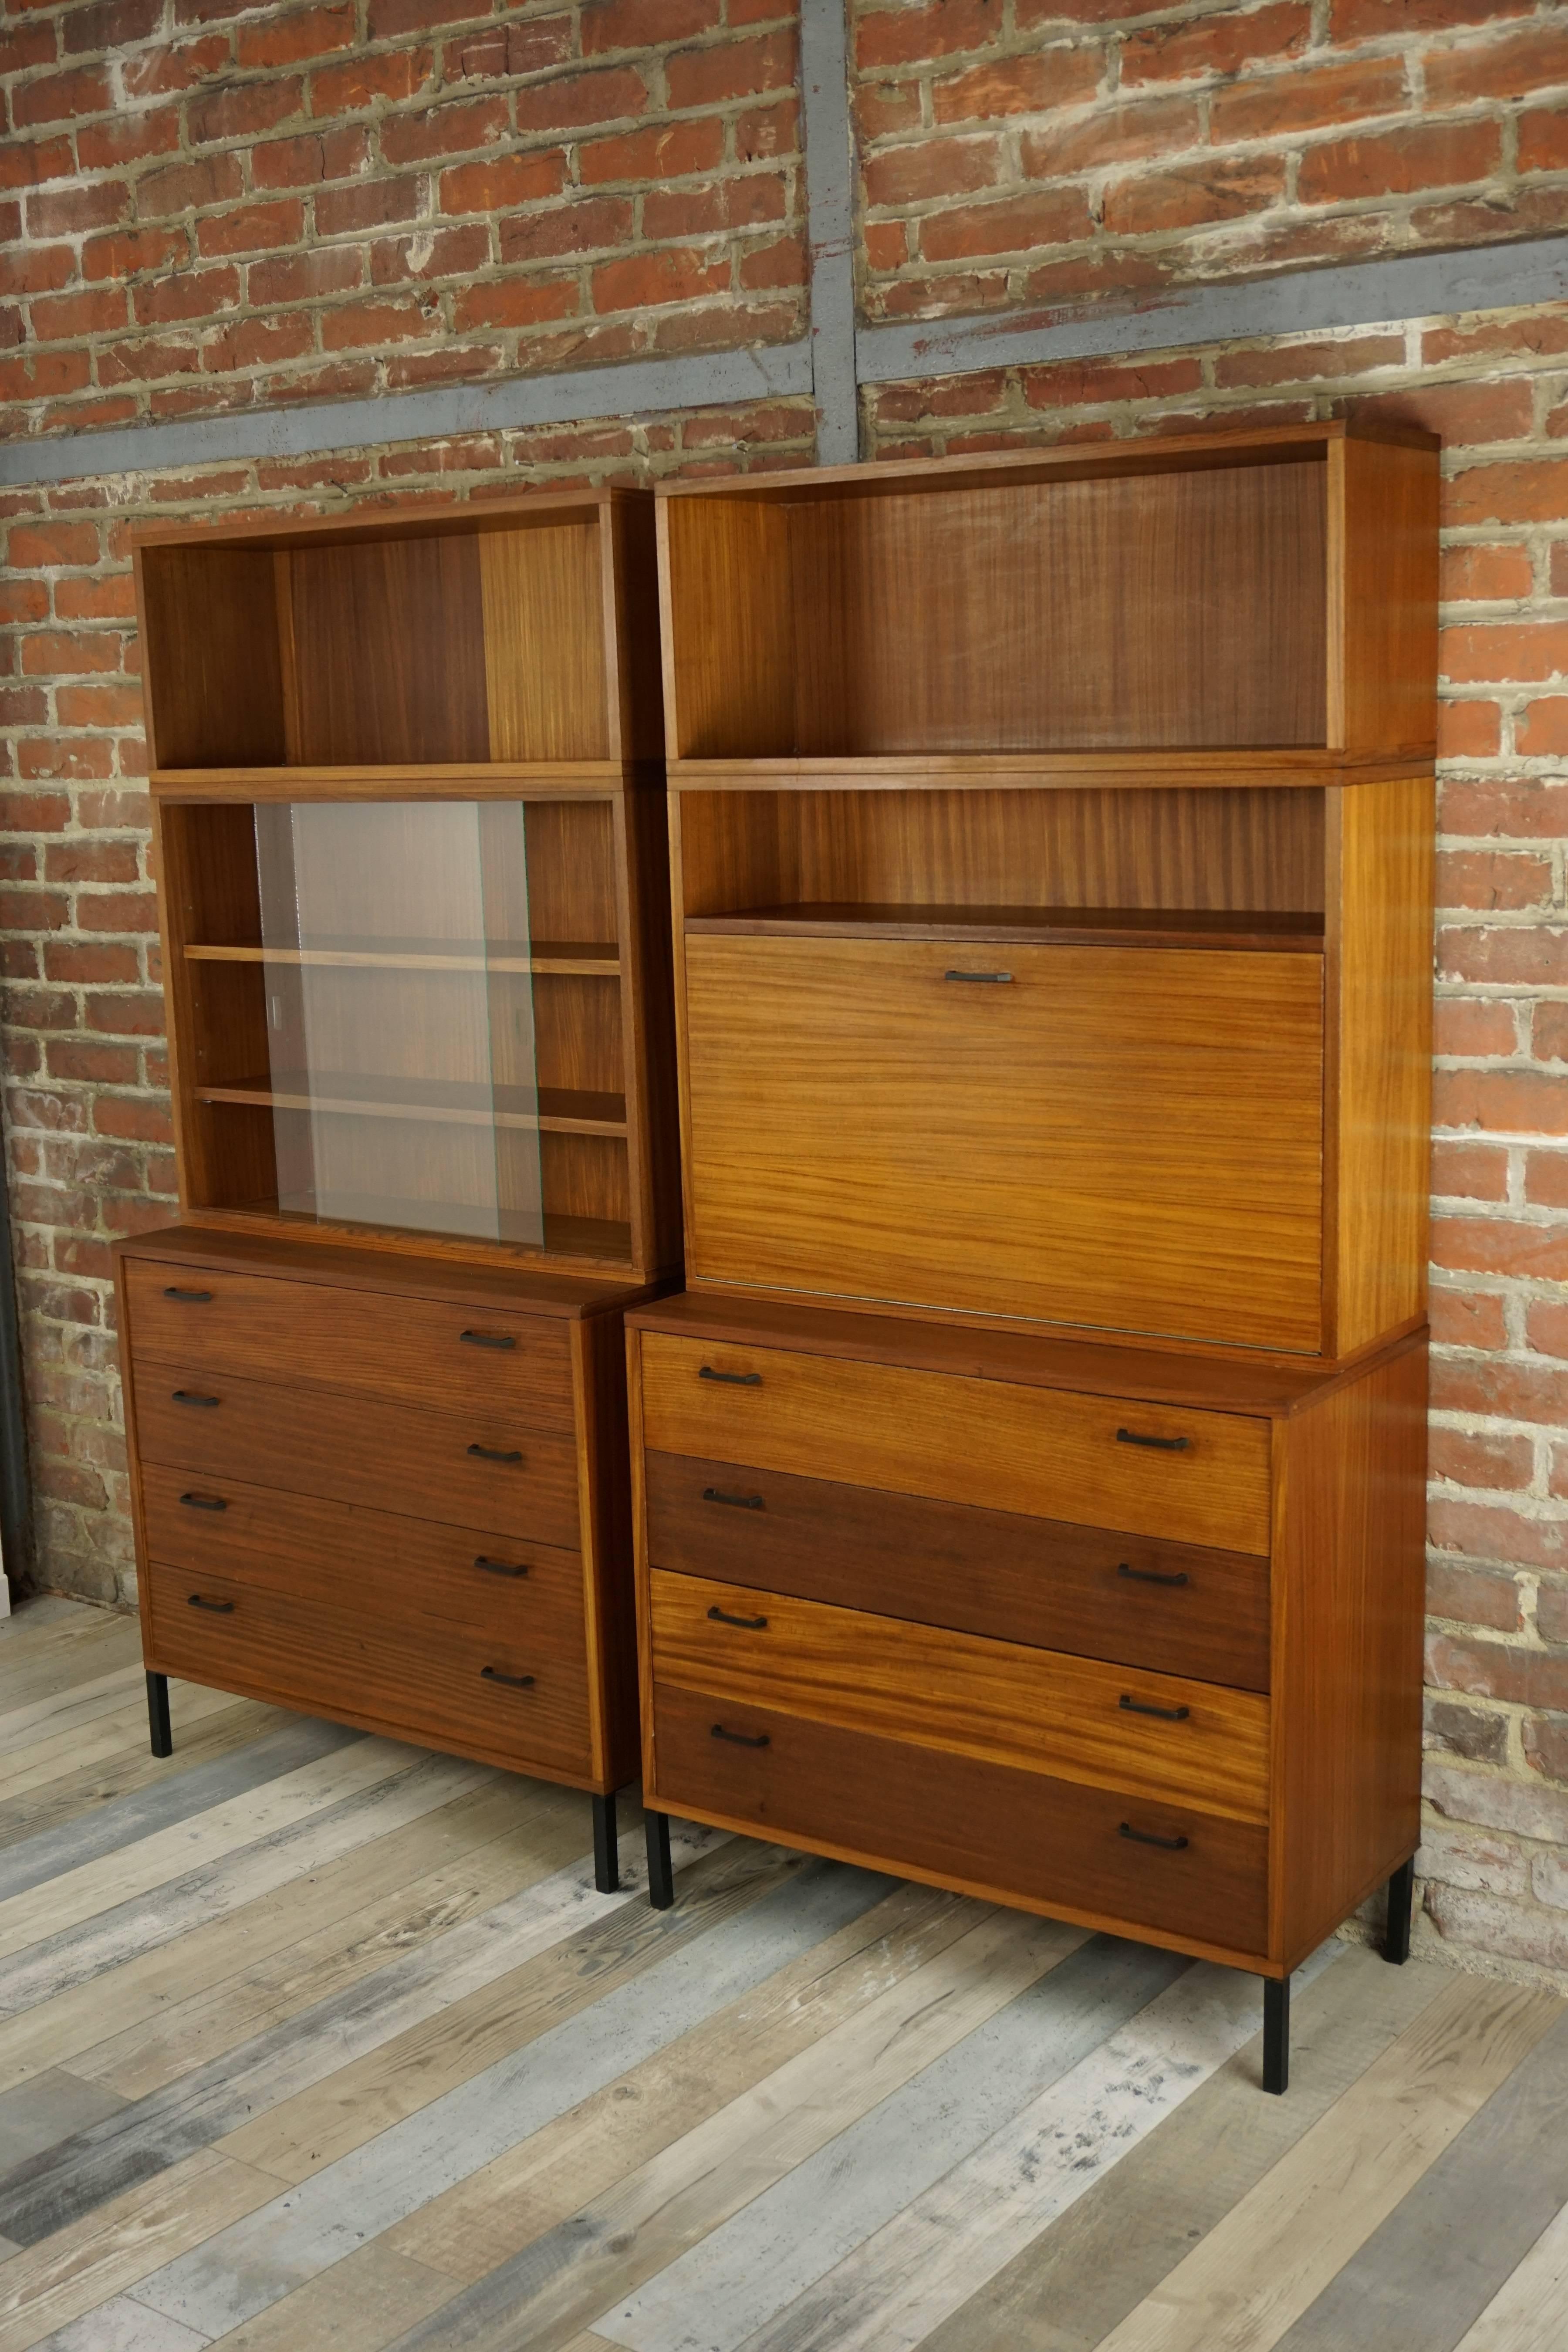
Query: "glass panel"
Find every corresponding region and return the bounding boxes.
[253,800,544,1245]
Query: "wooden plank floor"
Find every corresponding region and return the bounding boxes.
[2,1593,1565,2352]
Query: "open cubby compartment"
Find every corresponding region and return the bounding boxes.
[136,490,661,772]
[658,425,1438,763]
[159,794,637,1269]
[674,781,1328,952]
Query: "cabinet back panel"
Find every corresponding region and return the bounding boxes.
[684,936,1325,1351]
[541,1131,630,1227]
[480,523,609,762]
[280,534,491,765]
[139,546,287,770]
[523,801,619,944]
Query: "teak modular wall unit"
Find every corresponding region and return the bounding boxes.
[632,423,1439,2089]
[119,490,679,1882]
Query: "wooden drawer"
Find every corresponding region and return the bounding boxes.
[649,1569,1270,1826]
[683,934,1323,1353]
[639,1331,1272,1556]
[644,1452,1270,1691]
[139,1461,587,1639]
[135,1365,581,1548]
[649,1680,1269,1958]
[145,1558,592,1776]
[124,1257,574,1433]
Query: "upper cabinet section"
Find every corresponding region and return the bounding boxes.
[135,490,663,776]
[656,424,1438,771]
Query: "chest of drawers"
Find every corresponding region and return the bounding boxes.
[628,1295,1427,1989]
[119,1227,655,1885]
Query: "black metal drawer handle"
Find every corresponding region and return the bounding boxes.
[703,1487,764,1511]
[481,1665,535,1689]
[699,1366,761,1386]
[1116,1427,1190,1452]
[707,1604,768,1629]
[474,1555,528,1578]
[172,1390,220,1409]
[711,1723,770,1748]
[1119,1694,1190,1722]
[1117,1563,1189,1588]
[162,1287,212,1303]
[461,1329,517,1351]
[187,1593,234,1613]
[467,1444,523,1464]
[179,1492,227,1513]
[944,970,1013,983]
[1119,1821,1189,1852]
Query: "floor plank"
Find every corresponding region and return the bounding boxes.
[201,2245,462,2352]
[1092,1975,1564,2352]
[0,2071,126,2180]
[1454,2198,1568,2352]
[0,1686,253,1815]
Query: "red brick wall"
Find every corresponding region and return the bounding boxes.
[3,0,802,433]
[3,0,1568,1987]
[853,0,1568,318]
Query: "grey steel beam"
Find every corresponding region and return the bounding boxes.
[856,232,1568,384]
[0,338,814,491]
[801,0,858,463]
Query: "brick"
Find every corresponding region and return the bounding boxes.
[248,246,362,305]
[1443,620,1568,684]
[920,185,1093,261]
[203,313,318,372]
[863,135,1003,210]
[314,177,422,237]
[12,65,112,128]
[136,154,248,218]
[1451,459,1568,528]
[78,111,183,171]
[61,0,162,51]
[235,3,357,67]
[1430,1426,1537,1490]
[1215,334,1405,389]
[369,223,489,284]
[26,181,131,239]
[665,30,795,109]
[1427,1558,1526,1633]
[739,231,804,289]
[439,150,568,216]
[366,0,480,37]
[1441,778,1568,837]
[0,246,75,300]
[1430,1285,1507,1351]
[499,194,634,263]
[1526,1152,1568,1211]
[320,297,442,349]
[1536,1004,1568,1065]
[21,631,122,678]
[1525,1713,1568,1785]
[1429,1631,1568,1709]
[379,97,510,166]
[643,171,787,239]
[1298,119,1502,205]
[1426,20,1568,108]
[310,47,433,115]
[1443,544,1534,603]
[0,350,93,402]
[934,44,1103,121]
[1122,2,1311,84]
[1022,95,1202,181]
[579,116,725,185]
[1433,1210,1568,1281]
[1105,153,1285,235]
[253,126,371,189]
[122,34,229,99]
[29,287,129,343]
[1438,848,1554,911]
[451,273,578,331]
[1430,1136,1509,1200]
[81,228,187,281]
[1434,1000,1519,1057]
[445,18,574,78]
[592,246,728,312]
[514,66,649,132]
[856,0,1002,72]
[1519,104,1568,176]
[1441,926,1568,990]
[187,79,304,145]
[0,137,74,193]
[583,0,720,51]
[1210,55,1406,144]
[8,520,101,567]
[195,201,306,258]
[132,264,243,325]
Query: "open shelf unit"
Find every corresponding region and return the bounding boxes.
[138,492,679,1282]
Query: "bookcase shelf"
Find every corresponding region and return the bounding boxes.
[185,939,622,978]
[684,905,1326,954]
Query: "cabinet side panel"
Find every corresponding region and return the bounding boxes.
[1273,1339,1428,1967]
[115,1253,158,1669]
[606,498,666,764]
[1331,774,1435,1358]
[575,1311,640,1790]
[1339,438,1440,757]
[621,781,683,1281]
[138,545,287,770]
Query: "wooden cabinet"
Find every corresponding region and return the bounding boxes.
[633,423,1437,2089]
[120,490,679,1885]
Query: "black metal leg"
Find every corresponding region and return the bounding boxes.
[1385,1855,1415,1965]
[146,1671,172,1759]
[1263,1974,1289,2095]
[646,1808,674,1910]
[591,1791,618,1894]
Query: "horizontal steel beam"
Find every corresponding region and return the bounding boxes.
[855,232,1568,384]
[0,338,814,491]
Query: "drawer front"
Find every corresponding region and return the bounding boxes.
[644,1453,1270,1692]
[135,1366,581,1548]
[145,1558,592,1775]
[124,1258,574,1433]
[650,1680,1269,1957]
[140,1462,588,1640]
[639,1332,1272,1556]
[684,934,1323,1353]
[649,1570,1270,1825]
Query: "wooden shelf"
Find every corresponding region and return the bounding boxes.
[668,752,1431,791]
[150,765,629,802]
[186,938,621,977]
[196,1073,629,1138]
[247,1197,633,1262]
[685,904,1327,954]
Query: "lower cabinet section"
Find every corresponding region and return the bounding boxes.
[649,1680,1271,1957]
[630,1294,1431,1994]
[119,1226,651,1802]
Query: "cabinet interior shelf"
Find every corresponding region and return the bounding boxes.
[683,904,1328,954]
[185,938,621,977]
[232,1198,633,1262]
[196,1074,629,1138]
